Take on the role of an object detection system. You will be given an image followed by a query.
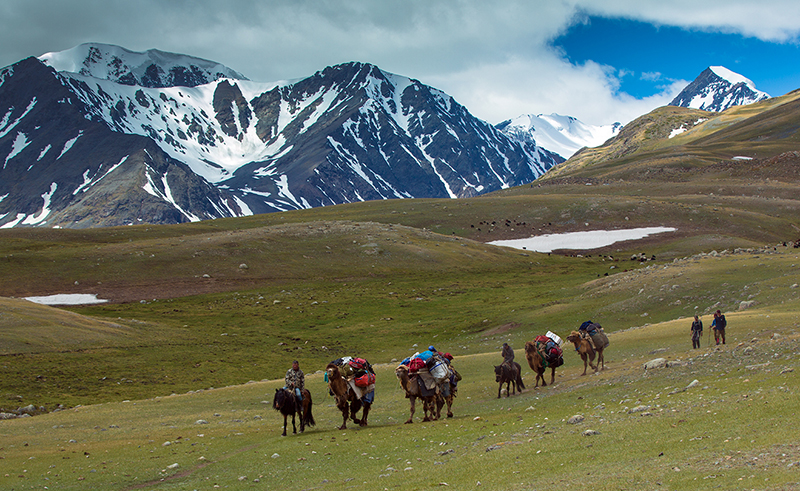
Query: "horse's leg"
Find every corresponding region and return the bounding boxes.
[445,394,454,418]
[497,381,502,398]
[598,349,604,370]
[338,401,348,430]
[435,394,444,420]
[291,411,297,434]
[407,396,416,424]
[549,367,556,385]
[282,414,288,437]
[350,399,363,425]
[359,402,370,426]
[581,354,588,376]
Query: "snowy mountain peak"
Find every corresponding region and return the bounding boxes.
[497,113,622,159]
[38,43,248,88]
[669,66,769,112]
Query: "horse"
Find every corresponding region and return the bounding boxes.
[524,341,557,388]
[326,363,372,430]
[494,361,523,398]
[395,365,441,423]
[272,387,315,436]
[566,330,603,375]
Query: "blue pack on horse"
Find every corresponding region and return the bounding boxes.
[273,387,315,436]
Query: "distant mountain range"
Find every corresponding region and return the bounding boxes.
[0,43,776,228]
[669,66,770,112]
[0,43,561,227]
[496,114,622,160]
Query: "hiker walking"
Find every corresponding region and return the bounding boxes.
[690,315,703,349]
[711,310,727,345]
[285,360,305,415]
[501,342,515,364]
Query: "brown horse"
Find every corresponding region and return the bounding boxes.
[395,365,441,423]
[272,388,315,436]
[326,363,372,430]
[524,341,557,388]
[566,330,602,375]
[494,361,524,398]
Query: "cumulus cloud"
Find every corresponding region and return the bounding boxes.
[1,0,797,125]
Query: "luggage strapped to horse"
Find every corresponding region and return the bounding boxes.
[534,335,564,368]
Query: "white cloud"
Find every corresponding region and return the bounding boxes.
[1,1,797,126]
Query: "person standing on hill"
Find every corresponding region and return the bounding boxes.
[285,360,305,416]
[690,315,703,349]
[501,342,515,364]
[711,310,727,345]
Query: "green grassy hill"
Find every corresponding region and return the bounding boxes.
[1,93,799,489]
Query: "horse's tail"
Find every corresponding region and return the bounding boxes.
[513,362,525,390]
[304,390,315,427]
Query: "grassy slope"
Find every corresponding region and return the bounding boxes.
[0,304,797,490]
[1,92,800,488]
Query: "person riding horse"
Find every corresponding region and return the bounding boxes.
[501,342,514,364]
[285,360,305,418]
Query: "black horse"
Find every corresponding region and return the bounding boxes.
[273,388,315,436]
[494,361,524,398]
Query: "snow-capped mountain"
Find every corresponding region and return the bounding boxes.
[669,66,770,112]
[39,43,247,88]
[496,114,622,160]
[0,44,561,227]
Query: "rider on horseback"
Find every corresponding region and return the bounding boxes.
[285,360,305,418]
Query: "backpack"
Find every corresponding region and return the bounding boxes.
[408,358,426,372]
[354,372,376,387]
[348,357,369,370]
[718,315,727,329]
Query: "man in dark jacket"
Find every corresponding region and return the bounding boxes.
[501,343,514,364]
[690,315,703,349]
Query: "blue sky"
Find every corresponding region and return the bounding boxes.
[553,15,800,100]
[2,1,800,126]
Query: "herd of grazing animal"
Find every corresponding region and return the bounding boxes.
[273,329,608,435]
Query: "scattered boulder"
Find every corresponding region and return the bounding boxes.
[628,405,650,414]
[739,300,756,311]
[644,358,667,370]
[582,429,600,436]
[567,414,585,424]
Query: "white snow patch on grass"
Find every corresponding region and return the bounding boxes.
[25,294,108,305]
[489,227,677,253]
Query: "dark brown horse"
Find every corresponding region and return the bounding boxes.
[326,363,372,430]
[273,387,315,436]
[494,361,524,397]
[524,341,557,388]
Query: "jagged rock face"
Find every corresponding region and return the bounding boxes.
[0,58,242,228]
[2,46,561,227]
[669,66,770,112]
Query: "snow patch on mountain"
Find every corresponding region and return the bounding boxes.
[39,43,248,88]
[497,113,622,159]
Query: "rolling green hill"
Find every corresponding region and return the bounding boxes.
[1,93,800,490]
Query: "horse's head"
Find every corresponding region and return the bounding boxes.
[494,365,502,382]
[273,387,289,411]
